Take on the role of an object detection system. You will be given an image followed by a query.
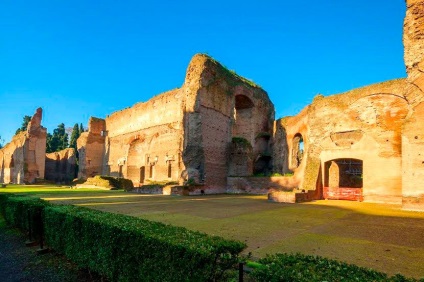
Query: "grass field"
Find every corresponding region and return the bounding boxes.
[1,185,423,279]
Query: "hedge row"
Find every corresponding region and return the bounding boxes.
[249,253,422,282]
[0,194,246,281]
[0,194,50,240]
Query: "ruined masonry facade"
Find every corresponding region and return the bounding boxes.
[2,2,423,211]
[75,1,424,211]
[0,108,47,184]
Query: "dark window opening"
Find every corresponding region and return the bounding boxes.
[118,165,123,178]
[167,162,172,178]
[149,165,154,178]
[324,159,363,188]
[140,166,145,184]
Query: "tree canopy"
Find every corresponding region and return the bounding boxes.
[15,115,31,135]
[46,123,69,153]
[69,123,80,151]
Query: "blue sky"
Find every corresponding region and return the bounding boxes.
[0,0,406,144]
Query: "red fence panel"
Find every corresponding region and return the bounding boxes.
[323,187,363,201]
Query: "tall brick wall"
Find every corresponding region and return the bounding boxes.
[182,54,274,190]
[45,148,76,183]
[0,108,47,184]
[77,117,106,178]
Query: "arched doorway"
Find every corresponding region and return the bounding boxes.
[127,139,145,185]
[324,158,363,201]
[140,166,145,185]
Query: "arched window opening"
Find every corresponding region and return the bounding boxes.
[10,156,14,168]
[292,133,304,168]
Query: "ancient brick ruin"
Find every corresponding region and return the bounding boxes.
[2,2,423,211]
[0,108,47,184]
[75,1,424,210]
[77,56,274,192]
[45,148,76,183]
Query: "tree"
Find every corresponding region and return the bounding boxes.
[79,123,84,134]
[69,123,80,151]
[46,123,69,153]
[0,135,4,149]
[15,115,31,135]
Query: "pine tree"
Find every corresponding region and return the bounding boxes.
[79,123,84,134]
[46,123,69,153]
[15,115,31,135]
[69,123,80,151]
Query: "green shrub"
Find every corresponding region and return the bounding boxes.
[0,193,246,281]
[232,137,252,148]
[42,205,246,281]
[0,194,50,240]
[250,253,420,282]
[84,175,134,191]
[144,180,179,186]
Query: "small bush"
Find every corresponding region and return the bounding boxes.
[232,137,252,148]
[84,176,134,191]
[144,180,179,187]
[250,253,420,282]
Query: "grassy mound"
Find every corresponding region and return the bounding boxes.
[83,176,133,190]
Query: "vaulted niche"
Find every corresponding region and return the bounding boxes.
[127,139,144,186]
[292,133,304,168]
[233,95,254,140]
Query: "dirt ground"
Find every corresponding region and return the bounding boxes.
[2,186,424,279]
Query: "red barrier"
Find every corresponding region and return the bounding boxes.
[323,187,363,201]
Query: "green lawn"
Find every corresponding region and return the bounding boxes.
[1,184,424,279]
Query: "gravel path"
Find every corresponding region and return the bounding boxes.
[0,217,105,282]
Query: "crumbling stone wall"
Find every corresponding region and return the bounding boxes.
[401,0,424,210]
[104,89,184,187]
[76,54,275,191]
[0,108,46,184]
[45,148,76,183]
[182,55,274,191]
[274,79,409,204]
[77,117,106,179]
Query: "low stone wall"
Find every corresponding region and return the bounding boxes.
[226,176,298,194]
[132,185,165,194]
[268,189,318,203]
[402,195,424,212]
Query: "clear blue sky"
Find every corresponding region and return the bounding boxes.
[0,0,407,144]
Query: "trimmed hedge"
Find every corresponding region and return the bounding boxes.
[0,194,246,281]
[0,194,50,240]
[250,253,421,282]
